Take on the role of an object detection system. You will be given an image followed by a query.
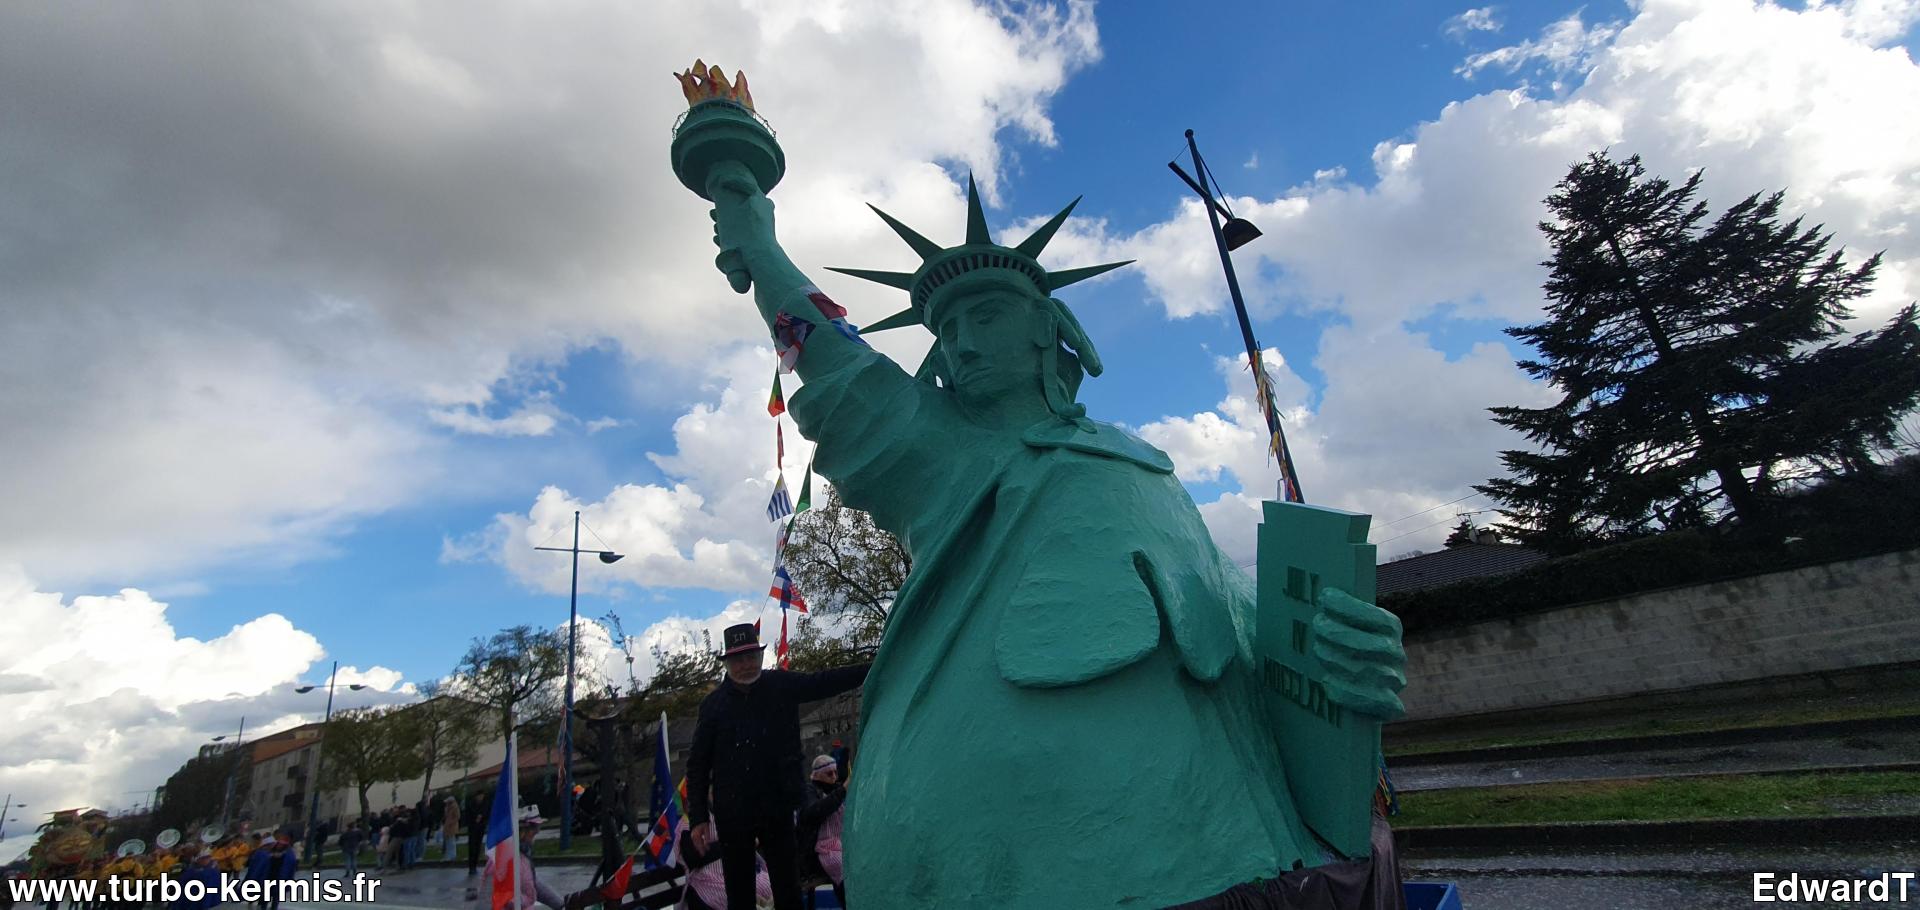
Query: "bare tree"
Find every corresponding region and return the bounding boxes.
[600,612,642,695]
[782,487,909,649]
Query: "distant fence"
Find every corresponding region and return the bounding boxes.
[1399,546,1920,721]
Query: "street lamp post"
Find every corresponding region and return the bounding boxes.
[214,716,247,830]
[0,796,25,841]
[534,510,623,850]
[297,662,367,859]
[1168,128,1303,504]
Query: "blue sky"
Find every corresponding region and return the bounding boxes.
[4,0,1919,829]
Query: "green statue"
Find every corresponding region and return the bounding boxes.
[672,62,1407,908]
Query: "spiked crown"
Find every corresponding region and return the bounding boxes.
[826,175,1132,336]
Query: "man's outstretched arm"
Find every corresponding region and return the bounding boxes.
[787,663,871,703]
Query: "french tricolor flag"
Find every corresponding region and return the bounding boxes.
[485,734,522,910]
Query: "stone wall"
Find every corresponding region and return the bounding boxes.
[1400,546,1920,721]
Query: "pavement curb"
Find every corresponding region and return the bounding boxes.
[1395,813,1920,850]
[1387,714,1920,766]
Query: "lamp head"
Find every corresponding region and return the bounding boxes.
[598,552,625,565]
[348,684,368,691]
[294,686,316,694]
[1222,217,1263,251]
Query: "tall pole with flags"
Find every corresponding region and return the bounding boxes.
[1169,129,1304,503]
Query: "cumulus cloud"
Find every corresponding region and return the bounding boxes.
[0,0,1101,591]
[1136,338,1551,563]
[449,345,826,594]
[0,568,408,863]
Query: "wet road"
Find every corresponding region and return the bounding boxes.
[1391,728,1920,791]
[283,841,1920,908]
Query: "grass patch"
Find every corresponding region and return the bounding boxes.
[1394,770,1920,827]
[1386,698,1920,758]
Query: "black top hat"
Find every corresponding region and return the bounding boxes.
[718,622,766,659]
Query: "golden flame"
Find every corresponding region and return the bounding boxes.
[674,59,754,112]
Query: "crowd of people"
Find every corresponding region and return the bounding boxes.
[15,828,303,910]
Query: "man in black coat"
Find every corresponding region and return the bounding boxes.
[686,623,868,910]
[464,793,487,875]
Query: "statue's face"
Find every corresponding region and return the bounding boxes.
[934,286,1045,408]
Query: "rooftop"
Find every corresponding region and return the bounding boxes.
[1377,543,1549,597]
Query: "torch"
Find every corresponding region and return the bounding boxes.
[670,60,785,294]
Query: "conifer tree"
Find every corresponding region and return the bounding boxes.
[1480,152,1920,551]
[1442,519,1476,548]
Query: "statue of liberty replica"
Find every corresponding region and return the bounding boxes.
[672,63,1410,910]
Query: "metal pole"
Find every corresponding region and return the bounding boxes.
[305,661,339,860]
[0,793,12,841]
[561,510,580,850]
[1174,129,1304,503]
[220,715,247,828]
[1184,130,1263,389]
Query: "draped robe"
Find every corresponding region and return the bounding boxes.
[785,320,1329,909]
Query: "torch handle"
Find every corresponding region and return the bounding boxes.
[706,160,761,294]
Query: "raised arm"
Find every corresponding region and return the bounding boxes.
[706,163,868,382]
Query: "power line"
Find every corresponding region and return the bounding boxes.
[1368,492,1487,536]
[1374,510,1490,546]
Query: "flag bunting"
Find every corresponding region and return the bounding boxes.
[766,473,794,522]
[801,286,869,347]
[767,371,786,418]
[774,313,813,373]
[1247,351,1303,503]
[768,562,808,613]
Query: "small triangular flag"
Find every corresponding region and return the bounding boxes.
[599,856,635,901]
[793,462,813,514]
[768,372,785,418]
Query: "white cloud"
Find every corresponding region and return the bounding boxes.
[1136,338,1550,564]
[427,402,563,437]
[452,344,833,595]
[1445,6,1505,40]
[1460,10,1623,78]
[0,567,408,863]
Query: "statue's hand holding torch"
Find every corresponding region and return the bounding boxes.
[671,60,785,295]
[706,162,773,294]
